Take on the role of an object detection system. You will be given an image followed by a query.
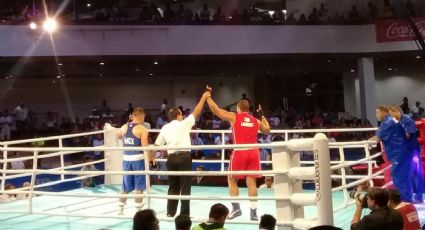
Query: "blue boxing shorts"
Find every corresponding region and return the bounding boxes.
[122,160,146,193]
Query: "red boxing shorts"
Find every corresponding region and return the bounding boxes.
[229,148,261,179]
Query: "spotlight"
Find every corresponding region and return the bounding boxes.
[43,18,58,33]
[388,67,393,71]
[56,75,61,79]
[29,22,37,30]
[350,69,355,73]
[87,3,91,7]
[153,61,158,65]
[99,62,105,66]
[416,55,421,59]
[58,63,63,66]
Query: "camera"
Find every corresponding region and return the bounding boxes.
[349,191,368,209]
[349,182,370,209]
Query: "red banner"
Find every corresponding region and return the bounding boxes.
[375,17,425,43]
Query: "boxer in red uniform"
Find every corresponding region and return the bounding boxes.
[205,86,270,221]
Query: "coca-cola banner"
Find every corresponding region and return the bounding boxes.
[375,17,425,43]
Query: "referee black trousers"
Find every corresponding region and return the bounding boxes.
[166,151,192,216]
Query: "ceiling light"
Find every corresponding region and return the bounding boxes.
[154,61,158,65]
[416,55,421,59]
[58,63,63,66]
[43,18,58,33]
[56,75,61,79]
[388,67,393,71]
[350,69,355,73]
[29,22,37,30]
[99,62,105,66]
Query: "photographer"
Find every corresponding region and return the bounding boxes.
[351,187,403,230]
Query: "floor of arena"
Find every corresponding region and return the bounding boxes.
[1,185,424,230]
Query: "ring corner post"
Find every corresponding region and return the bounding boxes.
[313,133,333,226]
[103,124,122,186]
[272,141,294,229]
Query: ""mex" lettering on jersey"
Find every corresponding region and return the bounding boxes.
[124,137,135,145]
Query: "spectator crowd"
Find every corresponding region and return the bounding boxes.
[0,0,422,26]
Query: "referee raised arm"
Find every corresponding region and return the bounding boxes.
[155,90,210,217]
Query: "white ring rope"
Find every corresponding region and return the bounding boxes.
[330,151,382,170]
[332,165,391,192]
[1,169,285,176]
[0,128,377,146]
[0,129,107,146]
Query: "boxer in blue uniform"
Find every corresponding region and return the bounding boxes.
[389,106,423,203]
[372,105,412,202]
[116,107,150,215]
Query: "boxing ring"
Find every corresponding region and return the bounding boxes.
[0,127,423,230]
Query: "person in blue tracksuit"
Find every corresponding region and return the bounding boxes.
[372,105,412,202]
[389,106,423,203]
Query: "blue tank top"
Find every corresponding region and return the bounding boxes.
[123,123,142,156]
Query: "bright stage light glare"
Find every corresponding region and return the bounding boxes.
[43,18,58,33]
[29,22,37,30]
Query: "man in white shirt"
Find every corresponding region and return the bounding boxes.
[259,176,274,189]
[411,101,423,119]
[155,90,210,217]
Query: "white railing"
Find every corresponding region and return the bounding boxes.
[0,126,385,229]
[0,134,333,229]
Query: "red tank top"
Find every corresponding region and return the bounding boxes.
[232,112,259,144]
[396,203,421,230]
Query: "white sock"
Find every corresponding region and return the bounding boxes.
[135,203,143,209]
[249,201,257,209]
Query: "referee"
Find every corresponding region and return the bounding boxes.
[155,90,210,217]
